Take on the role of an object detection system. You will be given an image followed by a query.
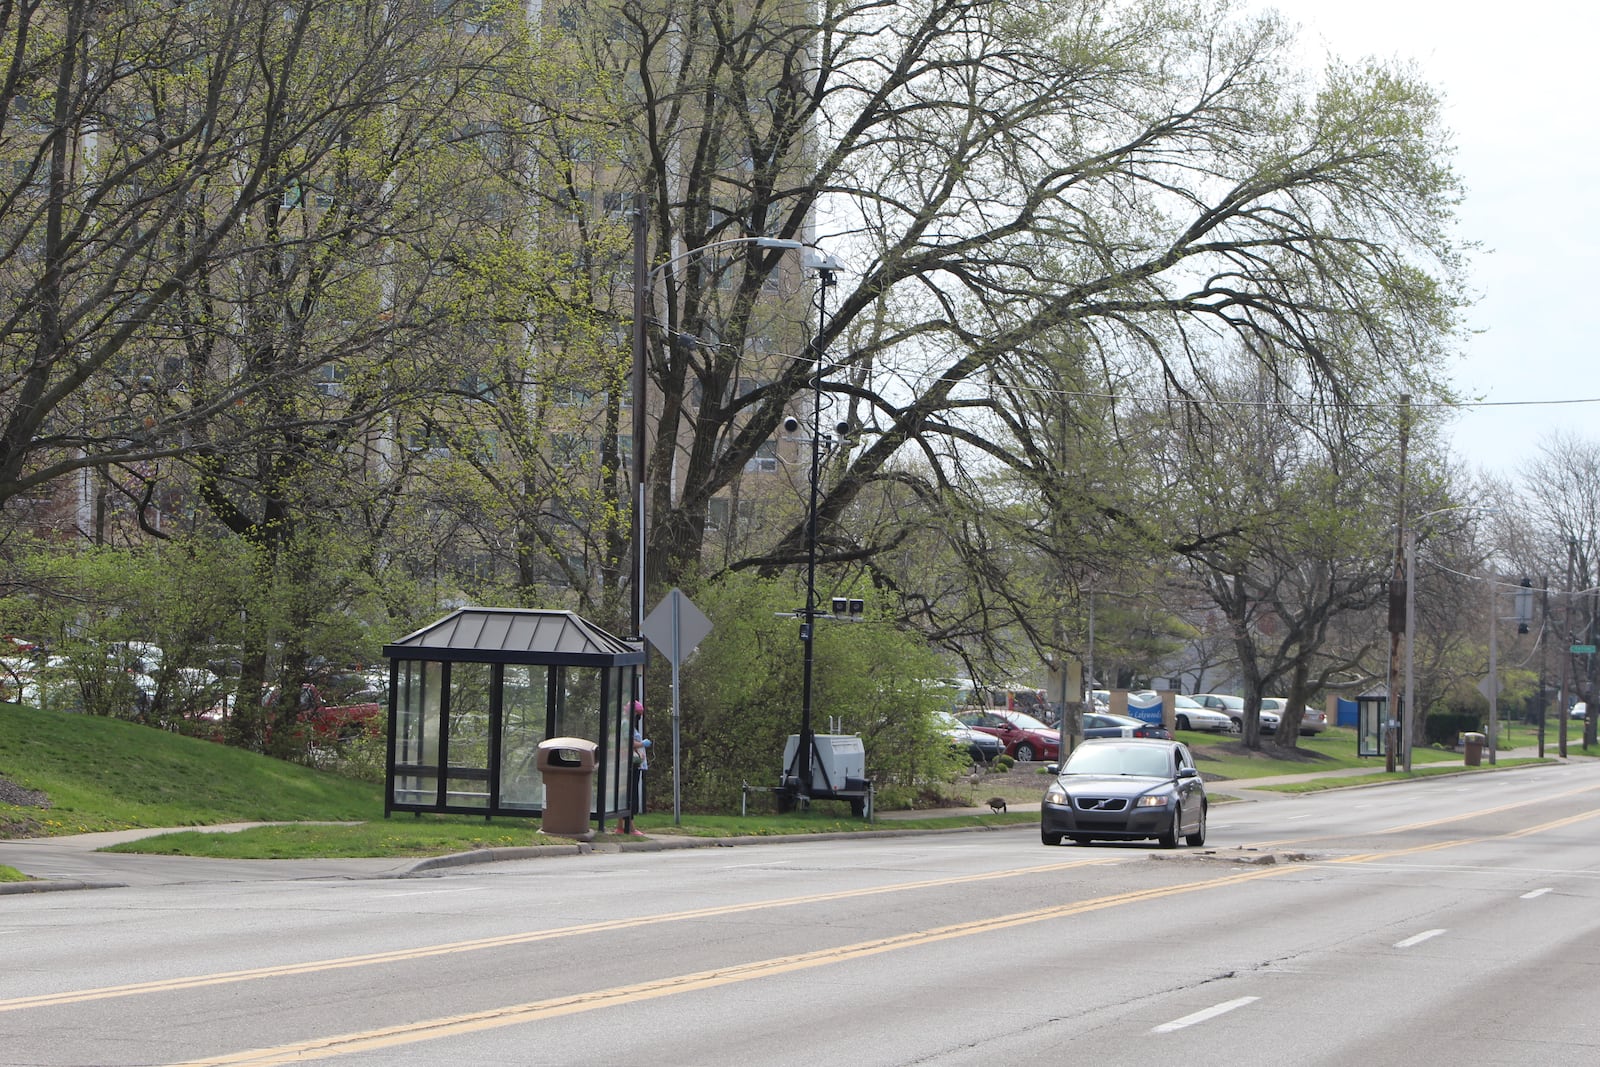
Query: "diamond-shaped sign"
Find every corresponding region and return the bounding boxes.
[642,588,712,667]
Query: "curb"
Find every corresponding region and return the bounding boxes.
[401,821,1033,874]
[1,820,1036,893]
[0,879,127,895]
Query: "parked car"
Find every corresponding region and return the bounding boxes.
[1041,738,1207,847]
[265,683,382,741]
[1166,694,1236,733]
[1194,693,1278,734]
[1570,702,1589,720]
[1260,697,1327,735]
[937,711,1004,764]
[953,681,1050,717]
[957,709,1060,762]
[1082,711,1173,741]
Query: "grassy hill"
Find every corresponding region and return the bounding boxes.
[0,703,381,838]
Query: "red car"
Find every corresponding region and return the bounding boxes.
[958,709,1061,762]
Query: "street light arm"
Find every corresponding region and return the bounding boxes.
[647,236,807,282]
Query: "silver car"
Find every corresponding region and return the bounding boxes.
[1194,693,1279,734]
[1167,693,1236,733]
[1261,697,1327,735]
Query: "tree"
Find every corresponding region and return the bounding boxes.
[554,0,1469,651]
[1504,432,1600,751]
[0,2,509,515]
[1150,366,1409,748]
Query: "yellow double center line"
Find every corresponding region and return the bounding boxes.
[1,856,1120,1014]
[170,865,1299,1066]
[12,790,1600,1065]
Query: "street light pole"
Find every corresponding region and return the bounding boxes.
[794,254,838,806]
[630,195,649,646]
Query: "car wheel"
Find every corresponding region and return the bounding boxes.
[1158,808,1180,849]
[1042,829,1064,846]
[1228,717,1243,733]
[1015,742,1036,762]
[1175,714,1190,731]
[1185,803,1207,847]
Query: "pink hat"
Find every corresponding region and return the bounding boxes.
[631,700,645,713]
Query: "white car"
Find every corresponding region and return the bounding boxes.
[1261,697,1328,735]
[1168,694,1237,733]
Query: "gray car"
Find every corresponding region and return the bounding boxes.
[1040,738,1207,848]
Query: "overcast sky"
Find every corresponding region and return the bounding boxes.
[1256,1,1599,484]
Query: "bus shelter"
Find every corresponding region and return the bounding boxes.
[381,608,643,831]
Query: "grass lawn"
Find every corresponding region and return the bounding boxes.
[1,703,380,837]
[1179,726,1459,779]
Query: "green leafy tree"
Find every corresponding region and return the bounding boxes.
[673,573,954,810]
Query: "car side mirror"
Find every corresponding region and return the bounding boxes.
[1045,764,1060,774]
[1177,766,1198,779]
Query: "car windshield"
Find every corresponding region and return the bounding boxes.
[1172,695,1205,709]
[1063,745,1173,778]
[1001,711,1053,732]
[936,712,966,730]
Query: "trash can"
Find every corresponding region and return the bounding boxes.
[536,737,597,839]
[1462,731,1485,767]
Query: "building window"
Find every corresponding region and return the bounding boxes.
[745,440,778,474]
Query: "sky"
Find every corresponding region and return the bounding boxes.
[1255,1,1600,484]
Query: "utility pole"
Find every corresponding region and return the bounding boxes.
[1385,395,1410,773]
[1539,578,1548,759]
[1561,540,1574,758]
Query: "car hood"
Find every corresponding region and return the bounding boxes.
[1055,773,1170,796]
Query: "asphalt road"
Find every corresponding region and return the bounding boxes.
[3,760,1599,1066]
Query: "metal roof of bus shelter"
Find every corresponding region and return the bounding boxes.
[382,608,645,667]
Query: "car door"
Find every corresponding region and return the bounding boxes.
[1173,744,1204,833]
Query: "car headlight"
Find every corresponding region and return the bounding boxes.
[1045,786,1067,805]
[1135,794,1168,807]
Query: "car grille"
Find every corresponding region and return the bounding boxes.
[1074,796,1128,812]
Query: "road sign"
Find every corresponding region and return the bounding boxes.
[642,588,712,667]
[1571,644,1596,654]
[1477,675,1502,701]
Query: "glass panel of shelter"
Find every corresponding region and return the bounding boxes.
[446,662,493,809]
[391,659,444,807]
[499,664,548,810]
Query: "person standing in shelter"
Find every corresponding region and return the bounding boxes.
[622,700,650,835]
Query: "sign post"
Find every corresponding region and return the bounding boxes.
[642,588,712,824]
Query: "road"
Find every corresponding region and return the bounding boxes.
[3,761,1599,1066]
